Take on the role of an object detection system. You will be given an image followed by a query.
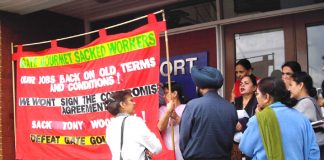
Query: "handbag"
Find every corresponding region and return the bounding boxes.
[120,116,151,160]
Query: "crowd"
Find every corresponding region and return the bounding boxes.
[104,57,324,160]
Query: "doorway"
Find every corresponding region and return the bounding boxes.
[224,10,324,99]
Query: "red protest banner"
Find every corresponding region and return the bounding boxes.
[13,14,171,160]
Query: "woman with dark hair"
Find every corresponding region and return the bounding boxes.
[157,82,185,160]
[234,74,258,132]
[232,75,258,159]
[105,90,162,160]
[289,72,324,159]
[230,59,256,102]
[289,72,322,122]
[239,77,319,159]
[281,61,302,88]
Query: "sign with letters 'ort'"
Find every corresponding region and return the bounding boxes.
[160,52,208,100]
[13,14,171,160]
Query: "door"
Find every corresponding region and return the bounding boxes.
[224,15,295,99]
[295,10,324,90]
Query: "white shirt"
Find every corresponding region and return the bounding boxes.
[159,104,186,160]
[106,115,162,160]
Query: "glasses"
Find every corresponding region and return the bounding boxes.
[282,72,293,76]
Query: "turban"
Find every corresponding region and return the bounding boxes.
[191,66,223,89]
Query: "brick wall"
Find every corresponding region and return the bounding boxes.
[0,11,84,159]
[0,14,16,159]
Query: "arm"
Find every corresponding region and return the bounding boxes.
[157,101,174,131]
[306,122,320,160]
[135,118,162,155]
[230,87,235,103]
[318,98,324,107]
[239,117,259,157]
[179,104,193,153]
[238,117,249,131]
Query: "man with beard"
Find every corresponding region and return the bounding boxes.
[179,66,238,160]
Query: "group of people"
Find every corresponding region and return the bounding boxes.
[104,57,324,160]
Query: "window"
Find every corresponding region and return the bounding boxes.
[223,0,324,19]
[235,29,285,78]
[307,24,324,89]
[91,0,217,38]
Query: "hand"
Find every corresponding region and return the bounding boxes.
[318,98,324,107]
[145,149,153,159]
[170,111,180,125]
[166,101,175,113]
[255,104,262,113]
[236,122,242,131]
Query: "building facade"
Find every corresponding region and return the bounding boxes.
[0,0,323,159]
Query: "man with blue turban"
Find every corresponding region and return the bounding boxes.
[179,66,238,159]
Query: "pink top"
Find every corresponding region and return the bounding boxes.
[159,104,186,160]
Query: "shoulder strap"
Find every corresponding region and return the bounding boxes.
[120,116,128,160]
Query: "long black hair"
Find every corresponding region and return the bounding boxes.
[291,72,317,98]
[258,77,296,107]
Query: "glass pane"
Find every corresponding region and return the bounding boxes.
[235,29,285,78]
[307,24,324,89]
[165,0,217,28]
[223,0,324,19]
[91,0,217,36]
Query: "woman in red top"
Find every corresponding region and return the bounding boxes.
[230,59,255,103]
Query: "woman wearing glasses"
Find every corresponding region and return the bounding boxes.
[105,90,162,160]
[281,61,301,89]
